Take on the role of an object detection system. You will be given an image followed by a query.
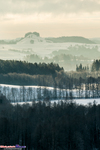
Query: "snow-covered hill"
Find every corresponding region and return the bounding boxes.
[17,33,46,44]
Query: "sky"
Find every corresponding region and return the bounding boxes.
[0,0,100,39]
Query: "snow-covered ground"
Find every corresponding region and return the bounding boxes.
[12,98,100,106]
[73,98,100,105]
[0,84,100,105]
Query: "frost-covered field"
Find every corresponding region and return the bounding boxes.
[0,84,100,105]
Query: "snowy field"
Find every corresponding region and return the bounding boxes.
[0,84,100,105]
[11,99,100,106]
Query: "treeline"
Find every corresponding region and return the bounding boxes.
[0,73,54,86]
[1,72,100,89]
[0,60,63,75]
[25,32,40,37]
[0,95,100,150]
[0,71,72,88]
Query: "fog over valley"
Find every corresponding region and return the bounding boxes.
[0,32,100,71]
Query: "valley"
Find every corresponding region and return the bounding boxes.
[0,32,100,71]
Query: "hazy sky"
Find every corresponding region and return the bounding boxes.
[0,0,100,39]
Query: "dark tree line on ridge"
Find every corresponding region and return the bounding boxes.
[0,60,63,75]
[1,59,100,91]
[0,95,100,150]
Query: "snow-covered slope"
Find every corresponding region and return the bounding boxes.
[17,33,46,44]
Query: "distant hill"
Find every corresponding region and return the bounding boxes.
[90,38,100,44]
[0,33,96,44]
[52,45,100,59]
[18,35,95,44]
[0,38,23,44]
[0,40,17,44]
[17,32,46,44]
[46,36,95,44]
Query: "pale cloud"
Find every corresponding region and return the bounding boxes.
[0,0,100,15]
[0,0,100,39]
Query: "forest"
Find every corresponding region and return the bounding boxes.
[0,95,100,150]
[0,59,100,89]
[0,60,63,75]
[0,54,100,150]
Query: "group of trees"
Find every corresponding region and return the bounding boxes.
[76,64,89,72]
[91,60,100,71]
[25,32,40,37]
[0,73,55,86]
[0,95,100,150]
[0,60,63,75]
[76,59,100,72]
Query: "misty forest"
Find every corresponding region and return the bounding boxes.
[1,31,100,150]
